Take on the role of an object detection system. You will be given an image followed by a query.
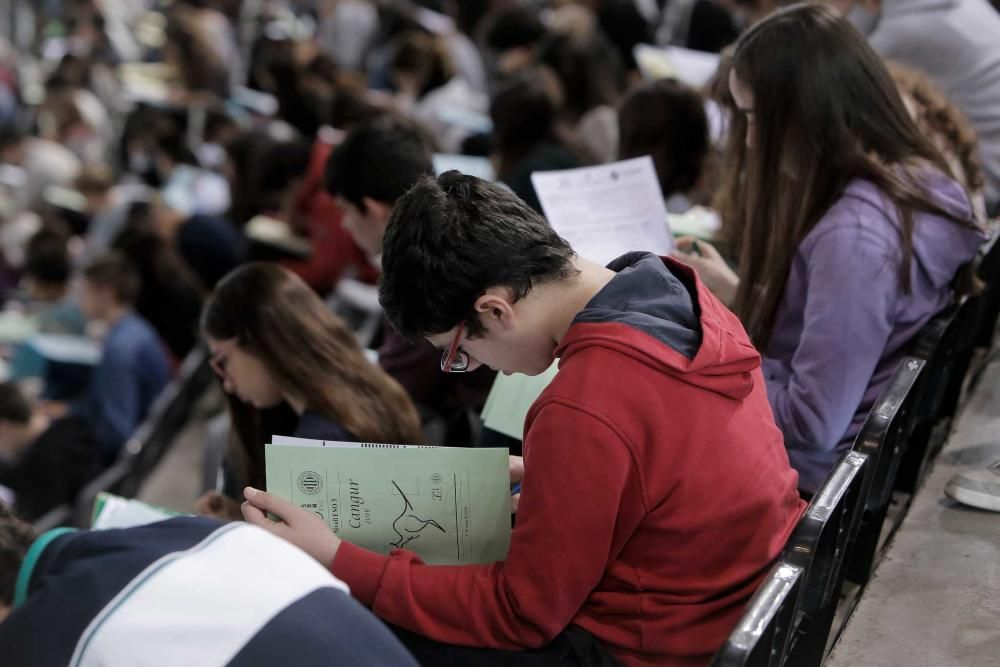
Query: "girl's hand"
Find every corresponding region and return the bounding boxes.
[194,491,244,522]
[673,237,741,307]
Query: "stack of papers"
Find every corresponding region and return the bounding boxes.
[265,437,511,564]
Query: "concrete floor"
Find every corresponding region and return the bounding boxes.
[136,386,224,513]
[828,355,1000,667]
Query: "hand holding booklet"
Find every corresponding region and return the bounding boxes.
[265,437,512,565]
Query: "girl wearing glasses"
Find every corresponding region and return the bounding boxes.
[196,263,422,519]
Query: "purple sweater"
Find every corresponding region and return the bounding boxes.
[762,173,985,493]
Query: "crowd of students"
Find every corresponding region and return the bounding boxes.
[0,0,998,665]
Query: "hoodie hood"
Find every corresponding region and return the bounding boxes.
[846,172,986,290]
[910,171,988,289]
[557,252,761,401]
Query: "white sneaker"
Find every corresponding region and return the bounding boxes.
[945,461,1000,512]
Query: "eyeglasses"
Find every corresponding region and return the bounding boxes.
[440,321,471,373]
[209,339,237,382]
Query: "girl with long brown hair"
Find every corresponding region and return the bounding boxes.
[196,262,423,518]
[676,3,985,494]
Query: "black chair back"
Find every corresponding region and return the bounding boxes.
[710,562,803,667]
[847,357,925,585]
[73,348,212,526]
[783,451,869,666]
[895,294,979,496]
[974,223,1000,351]
[119,348,213,495]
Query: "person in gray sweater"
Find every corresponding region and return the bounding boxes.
[829,0,1000,215]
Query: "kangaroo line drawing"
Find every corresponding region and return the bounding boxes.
[390,480,447,549]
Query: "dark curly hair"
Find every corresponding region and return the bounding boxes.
[887,61,986,196]
[0,502,35,606]
[379,171,579,339]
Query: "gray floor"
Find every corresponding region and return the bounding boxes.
[136,386,224,513]
[828,355,1000,666]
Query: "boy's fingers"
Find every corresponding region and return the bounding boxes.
[241,501,270,527]
[243,487,298,518]
[509,455,524,482]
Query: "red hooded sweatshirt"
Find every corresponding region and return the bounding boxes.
[332,253,805,665]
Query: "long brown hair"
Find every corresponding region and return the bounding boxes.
[203,263,423,489]
[727,4,978,349]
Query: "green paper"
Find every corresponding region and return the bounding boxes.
[91,492,182,529]
[265,443,512,565]
[480,363,559,440]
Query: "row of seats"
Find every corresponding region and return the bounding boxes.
[714,221,1000,667]
[31,347,213,532]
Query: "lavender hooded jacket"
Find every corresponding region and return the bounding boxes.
[762,172,986,493]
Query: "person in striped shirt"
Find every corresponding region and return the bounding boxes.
[0,503,416,666]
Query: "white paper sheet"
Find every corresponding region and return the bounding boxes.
[530,156,674,266]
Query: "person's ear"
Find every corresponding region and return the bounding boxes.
[361,197,393,228]
[473,287,517,332]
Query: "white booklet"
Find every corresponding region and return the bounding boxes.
[531,156,674,267]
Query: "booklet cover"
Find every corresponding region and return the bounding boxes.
[265,442,511,565]
[481,362,559,440]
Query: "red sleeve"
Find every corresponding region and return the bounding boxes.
[331,401,639,649]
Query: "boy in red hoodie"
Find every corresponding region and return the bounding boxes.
[241,172,806,666]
